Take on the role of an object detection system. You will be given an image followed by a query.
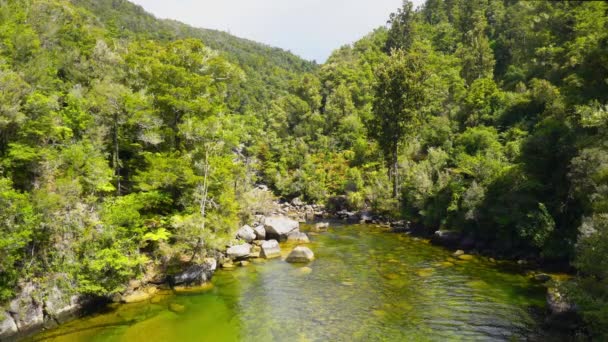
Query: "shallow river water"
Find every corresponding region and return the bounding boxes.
[31,224,556,341]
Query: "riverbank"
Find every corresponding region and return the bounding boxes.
[1,198,581,341]
[27,223,573,341]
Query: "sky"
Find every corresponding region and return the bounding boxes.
[129,0,425,63]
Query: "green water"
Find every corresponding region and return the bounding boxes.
[31,224,554,341]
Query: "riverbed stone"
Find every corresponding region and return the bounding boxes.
[458,254,474,261]
[452,250,465,257]
[533,273,552,283]
[264,216,300,241]
[287,232,310,243]
[260,240,281,259]
[312,222,329,232]
[168,303,186,314]
[121,290,153,303]
[547,287,575,315]
[171,258,217,286]
[227,243,252,260]
[253,225,266,240]
[286,246,314,263]
[236,225,256,243]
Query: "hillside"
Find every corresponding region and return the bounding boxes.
[71,0,317,112]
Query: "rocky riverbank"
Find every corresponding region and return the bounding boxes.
[0,212,317,341]
[0,195,579,340]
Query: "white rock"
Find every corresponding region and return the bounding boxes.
[287,232,310,243]
[260,240,281,259]
[236,225,256,243]
[253,225,266,240]
[0,313,18,339]
[227,243,252,259]
[264,216,300,241]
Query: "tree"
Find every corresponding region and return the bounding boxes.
[370,45,432,197]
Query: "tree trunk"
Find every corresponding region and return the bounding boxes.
[113,113,121,195]
[392,144,399,198]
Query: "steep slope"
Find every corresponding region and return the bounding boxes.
[71,0,317,111]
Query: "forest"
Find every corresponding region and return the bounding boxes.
[0,0,607,339]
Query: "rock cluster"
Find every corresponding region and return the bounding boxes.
[225,214,315,267]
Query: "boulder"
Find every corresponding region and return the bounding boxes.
[286,246,315,263]
[359,211,373,224]
[8,283,44,332]
[171,258,217,286]
[261,240,281,259]
[253,225,266,240]
[291,197,304,207]
[227,244,252,260]
[287,232,310,243]
[452,250,465,257]
[236,225,256,243]
[313,222,330,232]
[547,287,575,316]
[121,290,153,304]
[431,230,462,247]
[264,216,300,241]
[44,285,81,324]
[0,314,18,339]
[168,303,186,314]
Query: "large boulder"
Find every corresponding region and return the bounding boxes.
[0,314,18,339]
[227,243,252,260]
[8,283,44,332]
[264,216,300,241]
[260,240,281,259]
[44,285,81,324]
[287,232,310,243]
[236,225,256,243]
[171,258,217,286]
[253,225,266,240]
[286,246,315,263]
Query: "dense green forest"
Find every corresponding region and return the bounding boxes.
[0,0,607,338]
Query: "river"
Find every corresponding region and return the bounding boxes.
[30,223,557,341]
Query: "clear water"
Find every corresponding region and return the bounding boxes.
[31,224,554,341]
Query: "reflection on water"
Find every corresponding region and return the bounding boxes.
[31,224,552,341]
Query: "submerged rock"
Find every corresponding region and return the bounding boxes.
[286,246,315,263]
[227,243,252,260]
[264,216,300,241]
[171,258,217,286]
[260,240,281,259]
[121,287,157,303]
[533,273,552,283]
[168,303,186,314]
[458,254,474,261]
[287,232,310,243]
[236,225,256,243]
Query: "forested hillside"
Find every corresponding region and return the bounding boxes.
[1,0,607,338]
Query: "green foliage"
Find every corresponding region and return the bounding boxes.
[1,0,607,337]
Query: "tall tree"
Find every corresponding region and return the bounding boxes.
[370,45,432,197]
